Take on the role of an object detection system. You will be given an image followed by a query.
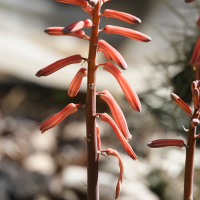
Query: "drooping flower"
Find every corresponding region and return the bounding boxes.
[55,0,89,8]
[96,123,101,161]
[103,25,151,42]
[147,139,185,148]
[98,48,112,60]
[68,68,87,97]
[97,90,132,140]
[171,93,192,117]
[38,103,83,133]
[96,113,137,160]
[192,88,199,109]
[44,27,90,39]
[189,36,200,80]
[101,148,124,199]
[103,61,141,112]
[36,55,83,77]
[102,9,141,24]
[97,40,127,70]
[62,19,93,34]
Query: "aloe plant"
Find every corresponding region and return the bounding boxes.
[147,3,200,199]
[36,0,151,199]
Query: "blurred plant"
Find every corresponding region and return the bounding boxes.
[36,0,151,199]
[147,4,200,199]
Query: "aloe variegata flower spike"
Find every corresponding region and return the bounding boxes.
[44,27,90,39]
[147,139,185,148]
[171,93,192,117]
[96,113,137,160]
[36,55,83,77]
[68,68,87,97]
[101,148,124,199]
[97,40,128,70]
[103,25,151,42]
[38,103,83,133]
[97,90,132,140]
[96,123,101,161]
[102,9,141,24]
[103,61,141,112]
[62,19,93,34]
[192,88,199,109]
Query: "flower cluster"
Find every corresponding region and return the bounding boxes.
[147,79,200,148]
[36,0,151,198]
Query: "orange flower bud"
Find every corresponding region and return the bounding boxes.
[55,0,89,8]
[38,103,81,133]
[68,68,87,97]
[97,90,132,140]
[171,93,192,117]
[96,113,137,160]
[98,48,112,60]
[97,40,127,70]
[147,139,185,148]
[102,148,124,199]
[36,55,82,77]
[103,25,151,42]
[103,9,141,24]
[44,27,90,39]
[192,88,199,109]
[103,61,141,112]
[62,19,93,34]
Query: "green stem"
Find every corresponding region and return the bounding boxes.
[86,1,101,200]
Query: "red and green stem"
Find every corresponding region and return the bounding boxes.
[86,1,101,200]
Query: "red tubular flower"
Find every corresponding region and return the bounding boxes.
[38,103,81,133]
[103,9,141,24]
[102,148,124,199]
[97,40,127,70]
[189,36,200,80]
[103,25,151,42]
[103,61,141,112]
[55,0,89,8]
[147,139,185,148]
[98,48,112,60]
[96,123,101,161]
[97,90,132,140]
[171,93,192,117]
[96,113,137,160]
[68,68,87,97]
[44,27,90,39]
[192,88,199,109]
[62,19,93,34]
[36,55,82,77]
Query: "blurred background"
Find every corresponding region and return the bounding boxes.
[0,0,200,199]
